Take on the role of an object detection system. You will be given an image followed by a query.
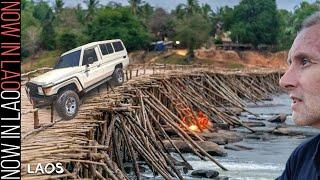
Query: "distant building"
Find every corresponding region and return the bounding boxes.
[221,32,232,44]
[149,41,174,51]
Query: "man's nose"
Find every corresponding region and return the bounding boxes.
[279,67,298,91]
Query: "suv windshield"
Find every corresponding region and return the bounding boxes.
[55,50,81,69]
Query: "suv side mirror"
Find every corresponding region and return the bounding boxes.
[84,57,95,67]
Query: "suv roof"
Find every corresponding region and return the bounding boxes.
[61,39,123,56]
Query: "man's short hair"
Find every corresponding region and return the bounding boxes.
[301,11,320,30]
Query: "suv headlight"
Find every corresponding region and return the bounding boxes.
[42,87,53,95]
[37,87,44,95]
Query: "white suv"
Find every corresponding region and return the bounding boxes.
[26,39,129,120]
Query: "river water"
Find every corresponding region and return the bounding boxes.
[142,93,319,180]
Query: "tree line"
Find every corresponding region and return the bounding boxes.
[22,0,320,59]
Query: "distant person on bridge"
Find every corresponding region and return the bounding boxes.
[277,12,320,180]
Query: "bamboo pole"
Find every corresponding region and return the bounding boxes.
[34,110,39,129]
[124,113,184,179]
[51,104,54,123]
[144,96,228,170]
[129,70,132,79]
[119,118,141,180]
[125,70,128,81]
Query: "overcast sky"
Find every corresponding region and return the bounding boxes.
[47,0,317,12]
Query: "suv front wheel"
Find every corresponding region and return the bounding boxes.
[55,90,80,120]
[112,68,124,86]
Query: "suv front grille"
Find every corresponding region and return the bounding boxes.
[26,82,39,97]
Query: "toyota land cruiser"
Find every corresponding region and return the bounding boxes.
[25,39,129,120]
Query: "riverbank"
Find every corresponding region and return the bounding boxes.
[129,47,288,70]
[22,48,288,73]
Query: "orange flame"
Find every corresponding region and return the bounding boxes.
[182,110,209,132]
[188,124,200,132]
[197,111,209,129]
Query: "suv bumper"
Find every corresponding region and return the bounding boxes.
[25,83,57,108]
[28,94,57,108]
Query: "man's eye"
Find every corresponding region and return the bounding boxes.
[301,58,311,66]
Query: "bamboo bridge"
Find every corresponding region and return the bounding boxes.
[21,66,284,179]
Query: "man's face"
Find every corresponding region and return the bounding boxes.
[279,24,320,128]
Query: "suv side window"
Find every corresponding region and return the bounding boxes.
[55,50,81,69]
[99,44,108,55]
[82,48,98,65]
[112,41,124,52]
[99,43,114,55]
[106,43,114,54]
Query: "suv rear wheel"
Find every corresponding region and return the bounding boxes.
[112,67,124,86]
[55,90,80,120]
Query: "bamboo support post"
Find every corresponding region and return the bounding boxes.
[119,119,141,180]
[129,70,132,79]
[33,110,39,129]
[125,70,128,81]
[125,113,184,179]
[51,104,54,123]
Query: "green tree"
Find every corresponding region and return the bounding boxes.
[277,9,294,50]
[23,26,41,57]
[84,0,99,21]
[219,6,234,31]
[227,0,279,47]
[201,3,213,20]
[22,8,41,58]
[173,4,186,19]
[22,0,34,10]
[230,22,255,43]
[53,7,87,46]
[41,23,56,50]
[22,0,27,10]
[277,2,319,50]
[128,0,142,15]
[174,14,210,57]
[174,0,201,18]
[186,0,201,16]
[86,7,150,51]
[22,6,39,29]
[58,32,78,51]
[40,10,56,50]
[32,1,52,23]
[54,0,64,24]
[138,2,154,22]
[54,0,64,14]
[148,8,175,40]
[292,1,319,31]
[106,1,122,8]
[75,4,85,24]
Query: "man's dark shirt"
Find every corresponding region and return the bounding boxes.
[277,134,320,180]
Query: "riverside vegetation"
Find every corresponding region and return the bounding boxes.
[22,0,319,71]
